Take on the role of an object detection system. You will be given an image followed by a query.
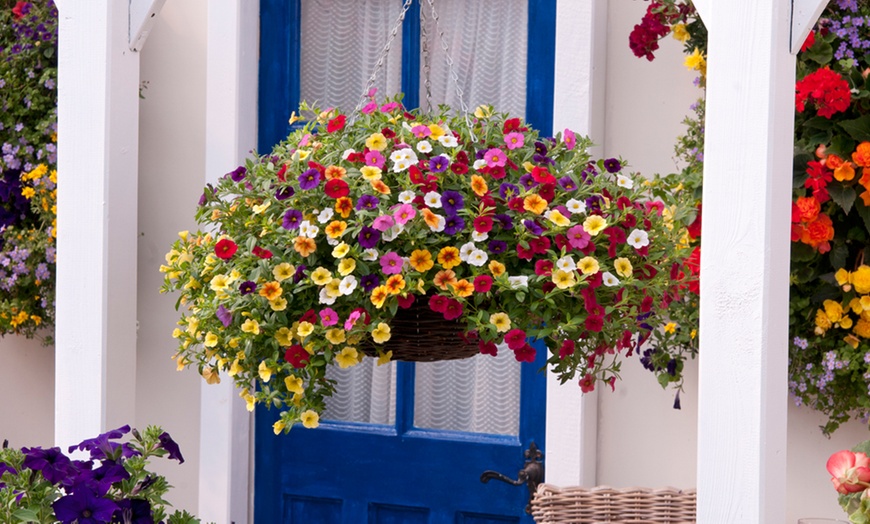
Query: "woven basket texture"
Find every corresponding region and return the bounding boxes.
[531,484,697,524]
[360,296,479,362]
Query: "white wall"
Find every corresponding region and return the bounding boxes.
[0,336,54,448]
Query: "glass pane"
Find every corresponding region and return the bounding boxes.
[323,360,397,425]
[414,346,520,435]
[419,0,528,116]
[300,0,404,111]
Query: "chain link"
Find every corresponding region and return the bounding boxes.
[352,0,415,121]
[420,6,433,113]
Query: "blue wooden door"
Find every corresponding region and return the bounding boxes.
[255,1,555,522]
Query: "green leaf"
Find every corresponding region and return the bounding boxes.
[856,199,870,234]
[804,39,833,65]
[828,183,857,215]
[830,134,857,159]
[831,241,849,271]
[12,508,40,523]
[839,115,870,143]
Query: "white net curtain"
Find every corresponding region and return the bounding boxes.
[311,0,528,436]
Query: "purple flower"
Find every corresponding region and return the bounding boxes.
[216,305,232,327]
[523,220,543,236]
[275,186,294,201]
[499,183,520,200]
[239,281,256,295]
[558,176,577,191]
[53,488,119,524]
[488,240,507,254]
[443,215,465,236]
[493,214,514,230]
[603,158,621,173]
[518,174,536,189]
[380,252,404,275]
[158,431,185,463]
[113,499,153,524]
[360,274,380,292]
[228,166,246,182]
[358,226,381,249]
[77,460,130,496]
[534,141,548,157]
[429,155,449,173]
[293,265,308,283]
[441,190,464,215]
[22,447,71,484]
[298,168,320,190]
[282,209,303,230]
[356,194,380,211]
[68,426,137,461]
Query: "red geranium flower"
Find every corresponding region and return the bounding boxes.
[326,114,346,133]
[214,238,238,260]
[11,1,26,19]
[795,66,851,118]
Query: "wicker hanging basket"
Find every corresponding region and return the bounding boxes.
[360,297,480,362]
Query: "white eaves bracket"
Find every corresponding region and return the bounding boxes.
[129,0,166,52]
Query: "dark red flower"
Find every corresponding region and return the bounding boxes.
[503,118,527,134]
[504,329,527,350]
[628,2,670,61]
[443,299,464,320]
[559,340,575,359]
[214,238,238,260]
[514,343,536,363]
[516,243,534,261]
[381,127,396,139]
[285,345,310,369]
[429,295,448,313]
[326,114,346,133]
[473,275,493,293]
[450,163,469,175]
[397,294,415,309]
[529,236,551,254]
[299,309,318,324]
[473,216,493,233]
[535,260,554,276]
[585,314,604,333]
[324,179,350,199]
[479,340,498,356]
[276,163,288,181]
[252,246,273,259]
[687,205,702,239]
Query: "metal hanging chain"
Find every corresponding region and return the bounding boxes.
[423,0,476,141]
[420,5,433,113]
[352,0,415,119]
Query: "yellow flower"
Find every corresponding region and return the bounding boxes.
[473,105,493,119]
[270,297,288,311]
[614,258,633,278]
[365,133,388,151]
[336,347,360,368]
[338,258,356,276]
[241,318,260,335]
[240,389,256,411]
[546,210,570,227]
[273,262,295,282]
[258,361,274,382]
[273,420,286,435]
[325,278,342,298]
[490,312,511,333]
[259,281,283,301]
[855,318,870,338]
[209,274,230,292]
[815,309,832,334]
[333,242,350,258]
[845,334,861,349]
[451,279,474,297]
[489,260,506,277]
[377,350,392,366]
[853,266,870,294]
[386,274,406,295]
[577,257,600,275]
[252,200,271,214]
[841,316,854,329]
[672,23,690,42]
[228,359,243,376]
[285,375,304,395]
[311,267,333,286]
[583,215,607,236]
[300,410,320,429]
[428,124,446,139]
[372,323,392,343]
[204,332,219,347]
[21,187,35,199]
[275,327,293,346]
[360,165,383,180]
[862,296,870,312]
[437,246,461,269]
[824,299,844,323]
[202,366,220,385]
[835,268,851,286]
[552,270,577,289]
[409,249,434,272]
[684,47,706,76]
[664,323,677,334]
[523,194,548,215]
[325,328,346,345]
[371,285,389,308]
[297,321,314,337]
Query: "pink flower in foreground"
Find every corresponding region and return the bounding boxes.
[504,132,525,150]
[344,310,361,330]
[319,308,338,327]
[827,450,870,494]
[484,148,507,168]
[393,204,416,225]
[379,252,404,275]
[579,374,595,393]
[564,128,576,150]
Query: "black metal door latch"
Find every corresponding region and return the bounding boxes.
[480,441,544,515]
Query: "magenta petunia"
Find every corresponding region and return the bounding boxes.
[344,310,362,330]
[483,148,507,168]
[429,295,448,313]
[504,131,525,150]
[411,124,431,138]
[365,150,386,169]
[379,251,404,275]
[319,308,338,327]
[504,328,527,350]
[372,215,395,232]
[393,204,416,225]
[563,128,576,150]
[513,343,536,363]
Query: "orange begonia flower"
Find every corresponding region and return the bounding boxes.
[853,142,870,167]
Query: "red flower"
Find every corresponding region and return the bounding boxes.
[628,2,670,61]
[538,183,556,203]
[324,179,350,199]
[443,299,464,320]
[450,163,469,175]
[504,329,527,350]
[381,127,396,139]
[579,374,596,393]
[801,30,816,53]
[473,275,493,293]
[214,238,238,260]
[531,167,556,184]
[795,66,851,118]
[429,295,448,313]
[529,236,551,254]
[479,340,498,356]
[252,246,273,259]
[11,1,26,19]
[276,163,288,181]
[514,343,536,363]
[396,294,415,309]
[827,450,870,494]
[585,314,604,333]
[559,340,575,359]
[535,260,554,276]
[299,309,318,324]
[326,114,346,133]
[473,216,493,233]
[285,345,310,369]
[687,205,702,239]
[502,118,527,134]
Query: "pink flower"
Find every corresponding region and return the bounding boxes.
[479,340,498,356]
[514,343,536,363]
[484,148,507,168]
[827,450,870,494]
[362,101,378,114]
[566,225,591,249]
[372,215,395,232]
[443,298,464,320]
[344,310,361,330]
[473,275,493,293]
[504,132,525,150]
[411,125,431,138]
[564,128,576,150]
[559,340,575,359]
[429,295,448,313]
[579,374,595,393]
[380,102,400,113]
[379,251,404,275]
[504,329,527,350]
[319,308,338,327]
[365,150,385,169]
[393,204,416,225]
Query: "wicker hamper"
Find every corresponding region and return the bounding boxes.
[531,484,697,524]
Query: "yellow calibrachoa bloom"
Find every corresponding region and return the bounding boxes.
[552,270,576,289]
[578,257,600,275]
[273,262,295,281]
[377,350,393,366]
[361,165,382,180]
[241,318,260,335]
[325,328,346,345]
[365,133,387,151]
[546,210,570,227]
[372,323,392,343]
[202,366,220,384]
[337,258,356,276]
[336,347,359,368]
[300,410,320,429]
[614,257,633,278]
[270,297,288,311]
[409,249,434,272]
[297,321,314,337]
[240,389,256,411]
[258,361,273,382]
[437,246,461,269]
[672,23,690,42]
[332,242,350,258]
[583,215,607,236]
[371,285,389,308]
[204,332,219,347]
[490,312,511,332]
[311,267,333,285]
[285,375,304,395]
[489,260,506,277]
[273,420,286,435]
[275,327,293,346]
[209,274,230,292]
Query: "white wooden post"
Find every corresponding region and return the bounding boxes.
[691,0,825,521]
[199,2,259,522]
[54,0,142,449]
[547,0,607,487]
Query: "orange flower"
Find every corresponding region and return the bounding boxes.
[489,260,506,277]
[433,269,457,290]
[409,249,434,272]
[294,236,317,257]
[335,197,353,218]
[801,213,834,250]
[325,220,347,238]
[826,154,845,170]
[794,196,820,223]
[259,281,283,301]
[371,179,391,194]
[385,274,406,295]
[470,175,488,197]
[834,162,856,182]
[861,190,870,206]
[422,208,442,229]
[523,194,548,215]
[370,285,389,308]
[437,246,461,269]
[860,169,870,192]
[853,142,870,167]
[325,165,347,180]
[451,279,474,297]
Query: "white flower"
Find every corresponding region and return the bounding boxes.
[508,276,529,289]
[459,241,477,262]
[602,272,620,287]
[317,208,335,224]
[401,149,418,163]
[390,150,406,162]
[473,159,487,170]
[429,215,446,232]
[339,275,358,295]
[566,198,587,215]
[468,249,488,267]
[402,121,413,132]
[299,220,319,238]
[556,255,576,272]
[627,229,650,248]
[424,191,442,208]
[383,223,404,242]
[341,148,355,160]
[319,287,336,305]
[617,175,634,189]
[362,248,379,261]
[439,134,458,147]
[393,160,410,172]
[398,190,416,204]
[416,140,432,153]
[471,230,489,242]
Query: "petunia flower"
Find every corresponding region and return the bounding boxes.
[214,238,238,259]
[53,488,118,524]
[380,252,404,275]
[298,168,321,190]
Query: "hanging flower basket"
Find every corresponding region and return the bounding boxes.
[160,95,690,432]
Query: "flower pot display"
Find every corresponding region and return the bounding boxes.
[161,95,690,431]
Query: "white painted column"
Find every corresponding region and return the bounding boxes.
[54,1,141,448]
[691,1,824,521]
[199,2,259,523]
[546,0,607,487]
